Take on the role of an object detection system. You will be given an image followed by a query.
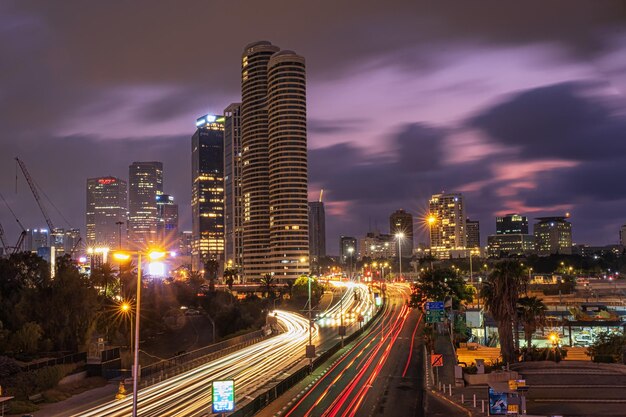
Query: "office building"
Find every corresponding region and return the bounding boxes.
[241,41,309,281]
[360,232,396,259]
[224,103,243,270]
[308,201,326,263]
[192,114,225,271]
[50,228,82,257]
[128,162,163,248]
[534,216,572,256]
[340,236,357,264]
[466,219,480,249]
[428,193,467,259]
[620,224,626,247]
[156,194,178,250]
[25,228,49,252]
[496,214,529,235]
[86,177,127,249]
[487,234,535,258]
[390,209,413,257]
[179,231,193,256]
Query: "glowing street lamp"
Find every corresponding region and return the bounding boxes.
[119,301,133,353]
[111,249,167,417]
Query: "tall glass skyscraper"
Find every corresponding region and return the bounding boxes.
[241,41,309,281]
[308,201,326,263]
[192,115,225,271]
[86,176,127,250]
[128,162,163,249]
[224,103,243,272]
[429,193,467,259]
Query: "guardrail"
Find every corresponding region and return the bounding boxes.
[229,298,388,417]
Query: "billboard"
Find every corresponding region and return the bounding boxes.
[212,380,235,413]
[488,387,507,415]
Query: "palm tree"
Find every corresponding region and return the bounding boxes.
[517,296,547,351]
[223,268,237,291]
[187,271,206,296]
[481,260,527,363]
[259,274,274,298]
[203,258,219,293]
[91,263,116,297]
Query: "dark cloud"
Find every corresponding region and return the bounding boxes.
[469,81,626,161]
[308,119,365,135]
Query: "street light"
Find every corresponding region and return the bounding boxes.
[347,247,355,280]
[395,232,404,282]
[427,215,436,267]
[112,249,167,417]
[119,301,133,354]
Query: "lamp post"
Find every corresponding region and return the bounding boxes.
[395,232,404,282]
[120,301,133,354]
[112,249,166,417]
[427,215,436,268]
[347,247,355,280]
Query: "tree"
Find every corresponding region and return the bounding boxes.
[517,296,547,352]
[10,322,43,355]
[187,271,206,296]
[481,261,527,363]
[416,267,472,309]
[90,263,117,298]
[291,276,324,308]
[203,259,219,293]
[223,268,238,290]
[259,274,275,298]
[587,331,626,363]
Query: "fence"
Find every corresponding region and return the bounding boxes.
[229,300,387,417]
[19,351,87,372]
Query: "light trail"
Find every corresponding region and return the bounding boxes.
[76,311,317,417]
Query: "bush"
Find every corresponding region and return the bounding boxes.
[521,346,568,362]
[0,355,21,377]
[43,388,71,402]
[8,399,39,414]
[587,331,626,363]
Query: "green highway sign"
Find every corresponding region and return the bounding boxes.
[426,310,445,323]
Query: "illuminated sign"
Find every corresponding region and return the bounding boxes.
[196,114,224,128]
[212,380,235,413]
[98,178,116,185]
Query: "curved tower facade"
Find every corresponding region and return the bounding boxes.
[268,51,309,279]
[241,41,280,279]
[240,41,309,281]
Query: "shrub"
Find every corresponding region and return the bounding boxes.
[587,331,626,363]
[8,399,39,414]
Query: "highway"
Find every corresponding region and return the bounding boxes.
[69,282,375,417]
[268,283,424,417]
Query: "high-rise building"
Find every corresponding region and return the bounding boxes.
[128,162,163,249]
[620,224,626,247]
[179,231,193,256]
[86,177,127,250]
[487,234,535,258]
[534,216,572,256]
[156,194,178,250]
[308,201,326,263]
[428,193,467,259]
[25,228,49,252]
[360,232,396,259]
[241,41,309,281]
[340,236,357,264]
[50,228,82,257]
[224,103,243,270]
[496,214,529,235]
[466,219,480,249]
[389,209,413,257]
[192,114,225,271]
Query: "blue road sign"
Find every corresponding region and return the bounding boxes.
[212,380,235,413]
[426,301,444,310]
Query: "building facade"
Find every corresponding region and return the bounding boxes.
[360,232,396,259]
[429,193,467,259]
[534,216,572,256]
[340,236,357,264]
[487,234,535,258]
[241,41,309,281]
[308,201,326,263]
[496,214,529,235]
[128,162,163,249]
[156,194,178,250]
[466,219,480,249]
[389,209,413,257]
[224,103,243,271]
[50,228,82,257]
[86,176,127,250]
[25,228,49,252]
[192,115,225,271]
[620,224,626,247]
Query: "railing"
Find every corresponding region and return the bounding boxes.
[19,351,87,372]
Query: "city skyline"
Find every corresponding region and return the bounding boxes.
[1,2,626,254]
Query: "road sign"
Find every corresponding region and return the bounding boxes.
[426,310,445,323]
[431,353,444,367]
[426,301,444,310]
[212,380,235,413]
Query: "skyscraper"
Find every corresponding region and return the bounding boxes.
[128,162,163,248]
[224,103,243,270]
[620,224,626,247]
[428,193,467,259]
[466,219,480,249]
[25,228,49,252]
[308,201,326,263]
[534,216,572,256]
[241,41,309,281]
[389,209,413,257]
[192,114,225,271]
[340,236,357,264]
[496,214,529,235]
[86,177,127,249]
[156,194,178,250]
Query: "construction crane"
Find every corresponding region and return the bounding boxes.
[15,157,55,231]
[0,221,7,254]
[0,191,27,254]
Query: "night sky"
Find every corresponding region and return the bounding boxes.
[1,1,626,254]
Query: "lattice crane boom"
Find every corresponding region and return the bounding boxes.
[15,157,55,231]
